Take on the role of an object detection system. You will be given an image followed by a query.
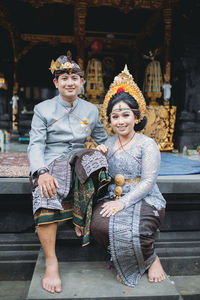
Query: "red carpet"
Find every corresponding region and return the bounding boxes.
[0,152,29,177]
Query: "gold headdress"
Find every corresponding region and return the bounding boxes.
[49,50,82,76]
[103,65,146,121]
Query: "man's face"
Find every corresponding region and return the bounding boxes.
[53,73,84,104]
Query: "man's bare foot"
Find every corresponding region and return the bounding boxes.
[42,257,62,293]
[148,256,166,283]
[74,225,84,237]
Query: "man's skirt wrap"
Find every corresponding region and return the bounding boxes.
[31,149,110,246]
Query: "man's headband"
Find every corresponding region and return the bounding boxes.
[49,50,82,77]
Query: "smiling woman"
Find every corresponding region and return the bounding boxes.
[91,65,166,287]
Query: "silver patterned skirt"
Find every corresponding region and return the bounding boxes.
[91,199,165,287]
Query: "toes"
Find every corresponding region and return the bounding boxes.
[75,226,83,237]
[55,287,62,293]
[55,283,62,293]
[149,274,166,283]
[116,274,122,283]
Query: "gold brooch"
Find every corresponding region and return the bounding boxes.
[80,118,91,133]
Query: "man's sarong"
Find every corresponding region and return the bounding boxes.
[31,150,110,246]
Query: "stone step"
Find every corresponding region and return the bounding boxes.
[26,250,182,300]
[1,230,200,282]
[0,232,39,244]
[0,260,36,281]
[0,250,39,260]
[54,239,200,276]
[157,247,200,257]
[170,275,200,299]
[0,243,40,251]
[0,233,40,280]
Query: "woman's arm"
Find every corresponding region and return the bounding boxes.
[119,138,160,208]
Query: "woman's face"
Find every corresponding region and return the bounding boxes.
[110,101,135,136]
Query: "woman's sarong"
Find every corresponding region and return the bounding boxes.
[91,199,165,287]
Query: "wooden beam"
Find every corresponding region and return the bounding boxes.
[21,33,75,46]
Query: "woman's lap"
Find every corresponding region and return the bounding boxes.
[91,199,165,260]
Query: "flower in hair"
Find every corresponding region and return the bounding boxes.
[117,87,125,94]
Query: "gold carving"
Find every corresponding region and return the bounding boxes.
[147,92,162,106]
[143,105,177,151]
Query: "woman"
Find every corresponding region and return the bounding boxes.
[91,66,166,287]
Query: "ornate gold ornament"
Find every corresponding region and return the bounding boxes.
[49,59,74,74]
[103,65,146,121]
[80,118,91,133]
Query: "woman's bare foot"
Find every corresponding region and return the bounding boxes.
[74,225,84,237]
[148,256,166,283]
[116,274,123,284]
[42,257,62,293]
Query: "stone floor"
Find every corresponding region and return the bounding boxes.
[1,275,200,300]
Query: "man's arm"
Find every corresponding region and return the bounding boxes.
[28,105,60,199]
[27,105,48,175]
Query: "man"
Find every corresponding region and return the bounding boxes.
[27,51,107,294]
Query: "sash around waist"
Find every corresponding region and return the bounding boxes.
[111,176,141,185]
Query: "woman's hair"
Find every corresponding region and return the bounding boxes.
[106,91,147,131]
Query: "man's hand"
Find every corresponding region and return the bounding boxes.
[96,144,109,155]
[38,173,60,199]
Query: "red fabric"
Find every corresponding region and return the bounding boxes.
[117,87,125,93]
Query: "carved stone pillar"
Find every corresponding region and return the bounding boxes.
[74,0,87,72]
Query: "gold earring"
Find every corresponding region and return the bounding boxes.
[135,119,139,124]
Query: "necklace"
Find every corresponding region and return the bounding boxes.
[118,132,141,164]
[107,131,136,161]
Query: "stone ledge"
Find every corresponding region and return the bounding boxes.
[1,174,200,194]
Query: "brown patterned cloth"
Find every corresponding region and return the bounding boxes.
[70,149,108,184]
[0,152,29,177]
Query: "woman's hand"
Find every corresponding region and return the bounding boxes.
[100,200,125,217]
[38,173,60,199]
[96,144,109,155]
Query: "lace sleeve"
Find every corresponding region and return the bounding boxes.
[119,138,160,208]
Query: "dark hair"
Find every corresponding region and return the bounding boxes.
[106,91,147,131]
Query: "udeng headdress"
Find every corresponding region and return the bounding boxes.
[49,50,82,76]
[103,65,146,121]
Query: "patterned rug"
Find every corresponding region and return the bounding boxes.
[0,152,30,177]
[160,153,200,175]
